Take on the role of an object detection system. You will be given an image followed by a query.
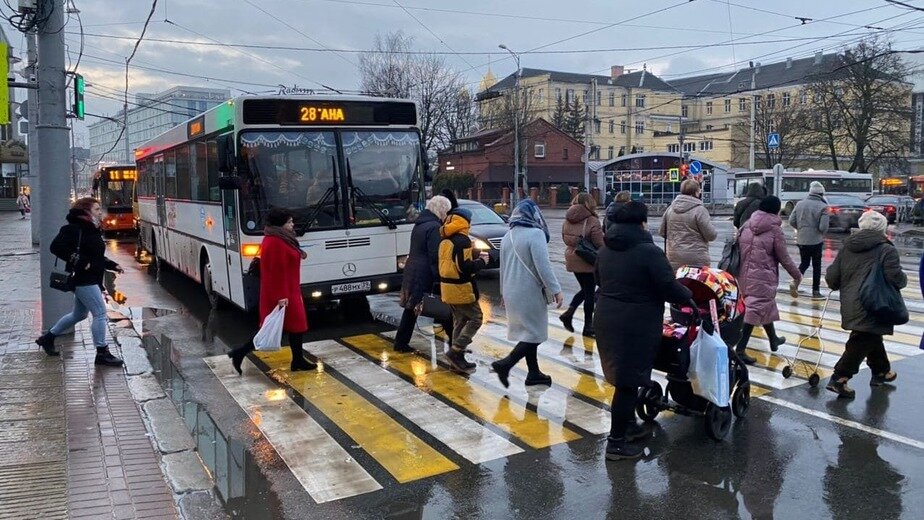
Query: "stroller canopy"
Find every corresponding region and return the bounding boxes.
[675,266,744,323]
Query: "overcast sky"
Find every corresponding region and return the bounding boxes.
[4,0,924,145]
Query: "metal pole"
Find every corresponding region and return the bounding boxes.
[583,79,593,196]
[123,61,131,163]
[36,0,74,329]
[748,70,756,170]
[499,44,520,207]
[26,30,40,245]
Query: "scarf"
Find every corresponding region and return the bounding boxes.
[264,225,307,259]
[508,199,550,243]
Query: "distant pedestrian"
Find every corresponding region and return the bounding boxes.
[438,199,488,373]
[604,191,632,231]
[16,191,30,219]
[228,207,316,374]
[733,183,767,230]
[659,179,717,272]
[560,193,604,337]
[35,197,124,366]
[825,210,906,398]
[735,196,801,365]
[595,201,692,460]
[788,181,830,299]
[492,199,563,387]
[393,195,453,352]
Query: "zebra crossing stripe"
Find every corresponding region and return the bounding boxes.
[203,355,382,503]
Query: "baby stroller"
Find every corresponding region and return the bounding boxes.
[636,267,751,441]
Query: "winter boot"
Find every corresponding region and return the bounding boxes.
[524,371,552,386]
[870,371,898,387]
[290,345,318,372]
[811,291,825,300]
[605,436,644,460]
[826,377,856,399]
[559,306,576,333]
[768,336,787,352]
[446,348,474,373]
[94,347,124,367]
[35,332,59,357]
[491,360,512,388]
[582,327,595,339]
[228,342,255,375]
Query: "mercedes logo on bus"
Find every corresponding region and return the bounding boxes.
[342,263,357,277]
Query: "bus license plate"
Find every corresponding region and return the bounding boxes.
[331,281,371,295]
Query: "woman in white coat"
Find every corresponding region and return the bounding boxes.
[492,199,564,387]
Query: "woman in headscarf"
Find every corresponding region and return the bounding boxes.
[492,199,564,387]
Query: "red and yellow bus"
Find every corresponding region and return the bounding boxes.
[92,165,138,234]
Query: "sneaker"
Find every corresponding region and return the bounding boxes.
[393,343,415,353]
[94,349,124,367]
[491,360,511,388]
[735,349,756,365]
[446,349,474,373]
[870,371,897,387]
[811,291,825,300]
[524,372,552,386]
[826,378,856,399]
[789,279,799,298]
[625,421,651,442]
[605,437,644,460]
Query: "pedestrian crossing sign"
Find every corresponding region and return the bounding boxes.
[668,168,680,182]
[767,133,780,149]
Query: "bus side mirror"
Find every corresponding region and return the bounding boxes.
[218,176,241,190]
[421,145,432,182]
[217,134,234,174]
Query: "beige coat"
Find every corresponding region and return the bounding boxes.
[658,194,717,271]
[562,205,604,273]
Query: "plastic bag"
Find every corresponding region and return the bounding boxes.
[688,326,730,407]
[253,305,285,352]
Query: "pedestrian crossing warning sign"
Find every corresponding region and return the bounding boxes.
[668,168,680,182]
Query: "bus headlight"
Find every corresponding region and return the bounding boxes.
[397,255,408,271]
[311,291,323,298]
[377,282,388,291]
[473,238,491,250]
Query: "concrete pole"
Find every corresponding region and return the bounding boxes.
[26,31,40,245]
[123,61,131,163]
[36,0,74,329]
[748,70,756,170]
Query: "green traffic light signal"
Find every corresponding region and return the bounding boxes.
[74,74,85,120]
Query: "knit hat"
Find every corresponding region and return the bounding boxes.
[758,195,782,215]
[858,210,888,233]
[809,181,825,195]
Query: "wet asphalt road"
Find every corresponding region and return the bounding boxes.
[105,215,924,520]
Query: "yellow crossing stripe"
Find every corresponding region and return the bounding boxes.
[342,334,582,449]
[255,349,459,483]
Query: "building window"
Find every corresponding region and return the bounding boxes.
[682,105,688,118]
[621,94,627,107]
[667,144,679,153]
[699,140,714,151]
[534,143,545,158]
[635,146,644,153]
[583,90,588,104]
[767,93,775,109]
[556,88,562,100]
[609,120,615,134]
[620,121,626,134]
[635,121,645,135]
[754,95,762,110]
[563,147,569,160]
[782,92,791,107]
[607,146,614,159]
[596,90,602,106]
[538,89,544,103]
[592,147,600,160]
[594,120,601,134]
[706,125,713,130]
[706,101,713,115]
[608,91,615,106]
[635,95,646,108]
[799,90,807,104]
[724,99,731,113]
[739,98,747,112]
[683,142,696,152]
[566,89,574,103]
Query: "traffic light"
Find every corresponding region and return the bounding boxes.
[680,163,689,178]
[73,74,85,120]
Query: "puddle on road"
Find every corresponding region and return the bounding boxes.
[140,318,284,519]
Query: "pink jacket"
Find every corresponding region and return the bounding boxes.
[738,211,800,325]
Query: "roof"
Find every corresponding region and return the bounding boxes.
[478,67,677,98]
[588,152,731,173]
[666,53,843,97]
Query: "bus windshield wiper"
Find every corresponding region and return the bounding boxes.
[295,186,337,236]
[345,158,397,230]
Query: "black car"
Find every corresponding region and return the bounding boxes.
[864,195,905,224]
[458,199,507,269]
[826,195,868,232]
[912,198,924,226]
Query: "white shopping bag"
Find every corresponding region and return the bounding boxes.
[253,305,285,352]
[688,326,730,407]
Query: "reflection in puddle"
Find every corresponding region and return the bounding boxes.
[142,332,284,519]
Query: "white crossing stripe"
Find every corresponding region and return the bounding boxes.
[308,339,525,463]
[203,355,382,503]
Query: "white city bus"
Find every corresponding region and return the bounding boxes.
[135,95,424,311]
[729,170,873,215]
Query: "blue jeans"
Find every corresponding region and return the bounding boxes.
[50,285,108,348]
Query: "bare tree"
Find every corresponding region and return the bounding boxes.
[443,87,479,144]
[807,38,913,172]
[359,32,414,98]
[730,93,822,169]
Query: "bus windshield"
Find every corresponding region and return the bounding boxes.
[342,131,420,226]
[101,181,134,210]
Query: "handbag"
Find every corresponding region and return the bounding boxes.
[49,230,82,293]
[574,219,598,265]
[416,293,452,322]
[859,245,909,326]
[511,233,555,305]
[718,236,741,276]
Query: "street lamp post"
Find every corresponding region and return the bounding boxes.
[499,44,521,208]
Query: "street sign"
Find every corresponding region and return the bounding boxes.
[689,161,702,174]
[767,133,780,149]
[668,168,680,182]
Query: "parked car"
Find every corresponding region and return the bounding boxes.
[458,199,507,269]
[826,195,868,232]
[864,194,909,224]
[912,198,924,226]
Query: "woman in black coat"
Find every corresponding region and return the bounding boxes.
[393,195,453,352]
[594,201,692,460]
[35,197,124,366]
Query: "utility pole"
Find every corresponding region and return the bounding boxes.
[748,67,756,170]
[36,0,73,329]
[123,62,131,163]
[583,78,596,198]
[25,30,40,245]
[499,44,520,207]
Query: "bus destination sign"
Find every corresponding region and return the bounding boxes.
[242,99,417,126]
[187,116,205,139]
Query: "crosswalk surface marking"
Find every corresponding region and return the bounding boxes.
[305,339,524,464]
[203,355,382,503]
[342,334,583,448]
[255,349,460,484]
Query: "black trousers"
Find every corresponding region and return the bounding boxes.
[833,331,890,380]
[394,307,454,348]
[568,272,597,322]
[797,243,823,292]
[609,386,638,440]
[496,341,541,374]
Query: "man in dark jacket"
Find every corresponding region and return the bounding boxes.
[594,202,692,460]
[825,210,907,398]
[733,183,767,229]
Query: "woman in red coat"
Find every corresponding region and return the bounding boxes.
[229,207,315,374]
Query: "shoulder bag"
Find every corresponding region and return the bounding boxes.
[574,219,598,265]
[859,245,909,326]
[511,232,555,305]
[50,229,82,293]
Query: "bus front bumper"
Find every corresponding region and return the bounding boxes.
[300,273,404,300]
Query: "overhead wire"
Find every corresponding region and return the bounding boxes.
[390,0,477,69]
